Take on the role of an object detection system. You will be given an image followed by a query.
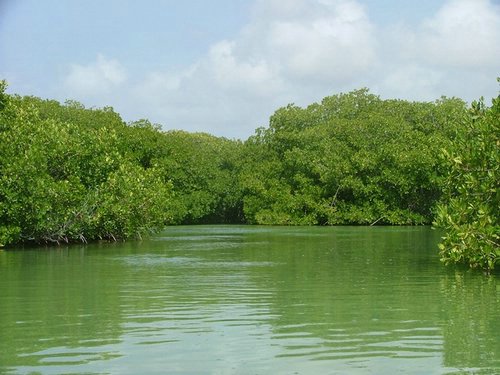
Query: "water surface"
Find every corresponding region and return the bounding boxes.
[0,226,498,374]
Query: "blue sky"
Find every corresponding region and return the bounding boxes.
[1,0,499,139]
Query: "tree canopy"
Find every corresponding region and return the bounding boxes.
[435,91,499,271]
[0,79,497,271]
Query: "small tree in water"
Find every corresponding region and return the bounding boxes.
[435,83,499,272]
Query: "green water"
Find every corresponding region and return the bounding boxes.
[0,226,498,374]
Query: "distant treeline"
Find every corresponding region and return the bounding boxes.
[0,80,497,271]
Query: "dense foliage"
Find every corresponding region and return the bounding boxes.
[120,122,244,224]
[0,83,173,245]
[435,92,499,271]
[0,81,243,246]
[1,78,497,271]
[240,89,465,226]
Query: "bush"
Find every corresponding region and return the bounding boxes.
[435,89,500,272]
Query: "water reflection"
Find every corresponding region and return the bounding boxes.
[440,271,500,373]
[0,226,498,374]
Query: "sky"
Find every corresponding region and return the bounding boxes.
[0,0,499,140]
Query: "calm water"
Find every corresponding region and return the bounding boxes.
[0,226,499,374]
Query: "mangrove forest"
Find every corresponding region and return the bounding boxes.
[0,80,498,271]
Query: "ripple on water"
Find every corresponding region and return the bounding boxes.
[272,321,443,365]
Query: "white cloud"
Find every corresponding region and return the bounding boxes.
[208,40,283,95]
[371,0,499,107]
[64,54,127,95]
[266,0,376,82]
[387,0,500,70]
[380,64,444,100]
[131,62,280,137]
[418,0,500,68]
[126,0,379,138]
[57,0,500,139]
